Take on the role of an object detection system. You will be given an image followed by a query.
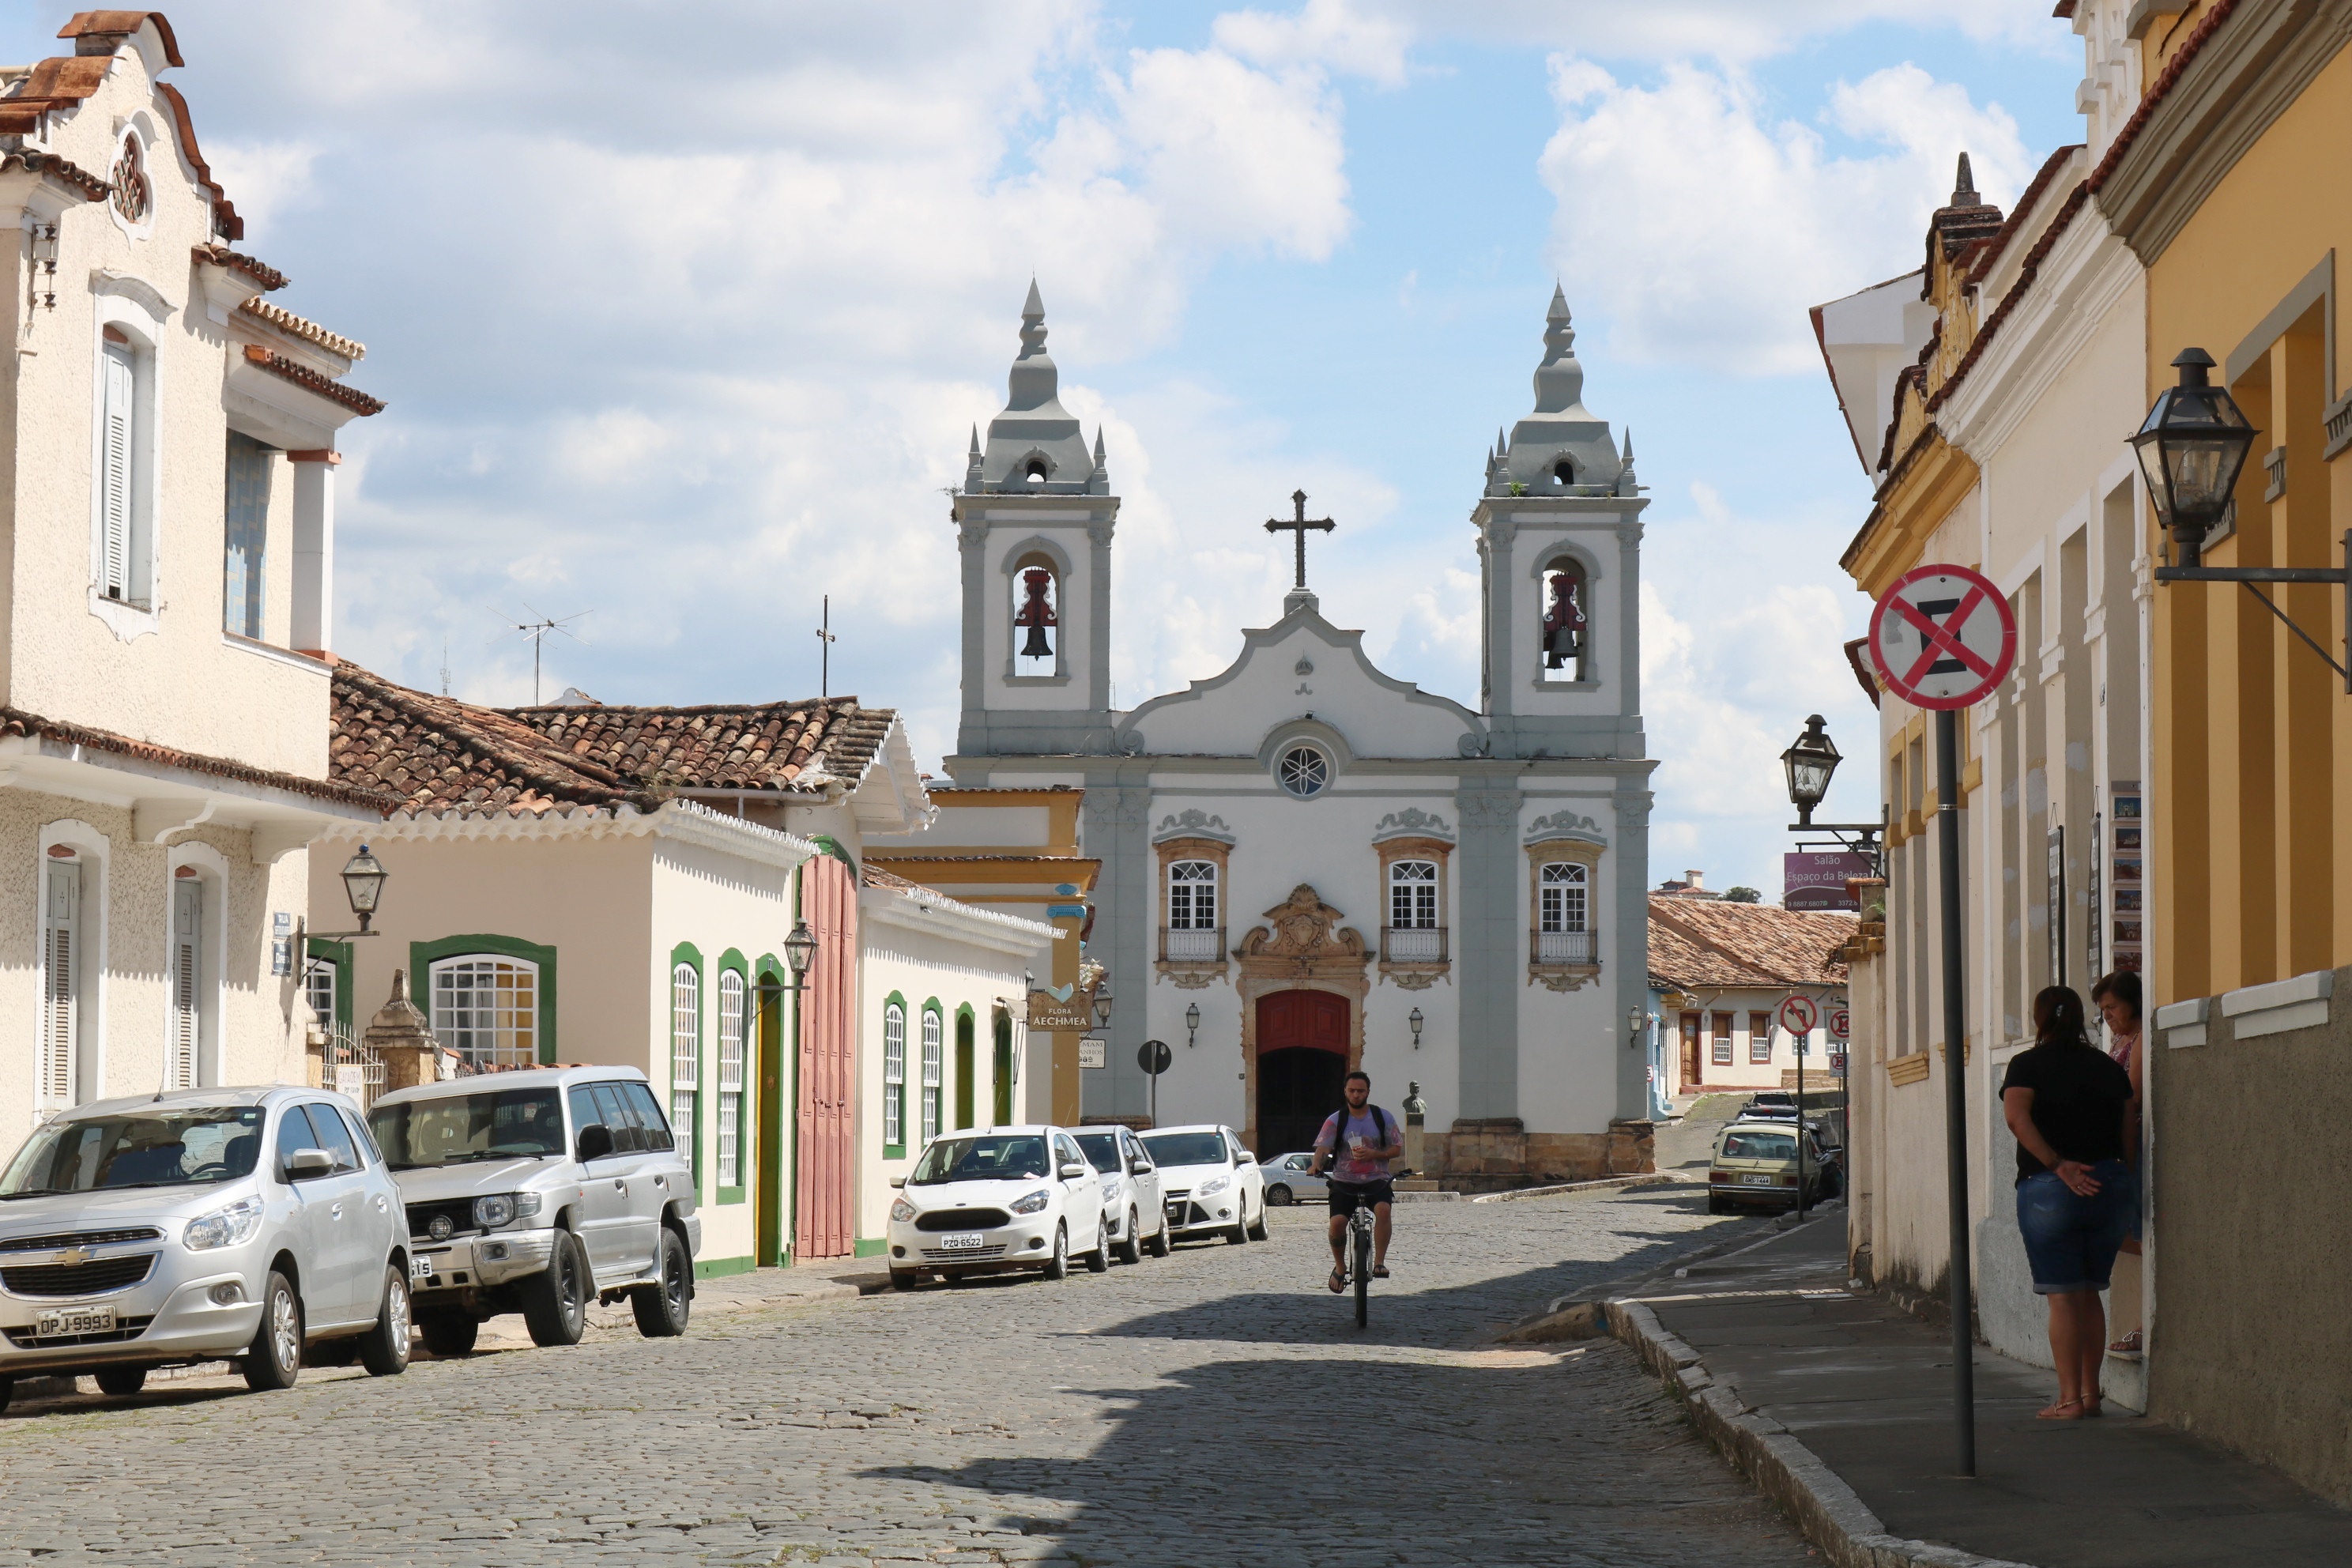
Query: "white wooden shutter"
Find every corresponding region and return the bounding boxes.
[100,345,134,600]
[40,863,80,1106]
[170,880,202,1090]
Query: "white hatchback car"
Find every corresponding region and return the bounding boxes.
[885,1127,1109,1288]
[1140,1124,1267,1245]
[1069,1125,1169,1264]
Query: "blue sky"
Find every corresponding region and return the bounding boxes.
[5,1,2084,896]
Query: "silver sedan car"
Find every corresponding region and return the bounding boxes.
[1257,1151,1329,1207]
[0,1086,413,1409]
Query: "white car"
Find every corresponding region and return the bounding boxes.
[1070,1125,1170,1264]
[1140,1124,1266,1245]
[885,1127,1109,1288]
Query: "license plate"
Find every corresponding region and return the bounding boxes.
[410,1253,437,1283]
[938,1233,985,1250]
[35,1304,115,1338]
[1740,1174,1776,1187]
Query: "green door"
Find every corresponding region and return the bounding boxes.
[954,1011,975,1129]
[992,1008,1014,1124]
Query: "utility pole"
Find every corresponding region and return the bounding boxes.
[816,596,838,699]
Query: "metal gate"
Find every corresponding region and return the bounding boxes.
[319,1023,386,1110]
[794,854,858,1258]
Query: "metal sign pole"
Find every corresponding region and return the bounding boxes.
[1936,706,1977,1478]
[1796,1028,1807,1223]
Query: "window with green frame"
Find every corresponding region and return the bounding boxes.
[919,1004,943,1144]
[411,933,558,1067]
[881,993,907,1157]
[669,943,703,1188]
[715,959,748,1200]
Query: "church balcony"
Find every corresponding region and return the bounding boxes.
[1381,926,1448,964]
[1156,926,1228,990]
[1528,929,1601,993]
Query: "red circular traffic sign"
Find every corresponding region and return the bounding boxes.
[1867,564,2018,710]
[1826,1006,1850,1042]
[1777,995,1819,1037]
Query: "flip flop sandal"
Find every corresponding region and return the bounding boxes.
[1328,1268,1346,1294]
[1372,1265,1390,1279]
[2037,1397,2086,1420]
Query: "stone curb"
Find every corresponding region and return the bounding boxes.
[1603,1295,2039,1568]
[1468,1172,1684,1203]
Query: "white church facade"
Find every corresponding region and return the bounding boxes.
[943,285,1658,1183]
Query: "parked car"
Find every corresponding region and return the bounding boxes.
[885,1127,1109,1287]
[368,1066,699,1355]
[1140,1125,1266,1244]
[1071,1126,1170,1263]
[0,1086,412,1410]
[1707,1118,1838,1214]
[1257,1151,1329,1207]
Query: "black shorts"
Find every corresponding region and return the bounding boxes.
[1327,1179,1394,1216]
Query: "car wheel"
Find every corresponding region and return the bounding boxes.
[358,1267,413,1376]
[1706,1195,1729,1216]
[1147,1208,1171,1257]
[1115,1208,1142,1265]
[243,1270,303,1393]
[417,1310,477,1357]
[94,1366,147,1397]
[522,1231,590,1348]
[631,1227,692,1339]
[1083,1217,1111,1273]
[0,1375,12,1415]
[1247,1197,1268,1242]
[1042,1223,1069,1281]
[889,1268,921,1291]
[1227,1204,1250,1245]
[1265,1183,1293,1207]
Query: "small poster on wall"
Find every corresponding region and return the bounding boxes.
[2109,783,2143,973]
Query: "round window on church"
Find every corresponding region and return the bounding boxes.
[1277,744,1329,798]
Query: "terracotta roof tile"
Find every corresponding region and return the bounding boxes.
[240,344,383,416]
[239,296,362,360]
[1,704,393,811]
[330,664,897,817]
[194,244,288,292]
[1648,895,1855,990]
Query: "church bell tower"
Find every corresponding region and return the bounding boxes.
[952,283,1118,756]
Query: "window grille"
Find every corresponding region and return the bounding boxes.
[670,963,699,1176]
[1538,861,1588,933]
[1389,860,1438,929]
[1278,745,1329,797]
[40,859,80,1108]
[1712,1012,1734,1067]
[717,970,745,1188]
[1167,861,1218,929]
[169,878,202,1090]
[1750,1012,1774,1065]
[432,957,540,1069]
[921,1009,944,1144]
[303,957,337,1035]
[883,1003,906,1148]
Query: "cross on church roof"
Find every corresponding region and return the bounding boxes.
[1265,489,1335,591]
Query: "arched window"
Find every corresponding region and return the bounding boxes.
[1278,744,1329,797]
[716,969,745,1189]
[110,131,151,224]
[920,1008,944,1144]
[168,868,209,1091]
[96,324,156,607]
[669,962,700,1175]
[1389,860,1438,929]
[40,846,86,1110]
[432,955,540,1069]
[1167,861,1218,929]
[1011,552,1059,676]
[1540,557,1587,680]
[1551,457,1575,487]
[1536,861,1590,963]
[882,1001,906,1150]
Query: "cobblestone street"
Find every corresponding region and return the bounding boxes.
[0,1185,1813,1566]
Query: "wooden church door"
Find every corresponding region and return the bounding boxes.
[795,854,858,1258]
[1254,989,1351,1157]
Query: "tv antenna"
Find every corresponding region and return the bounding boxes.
[506,606,589,705]
[816,595,838,699]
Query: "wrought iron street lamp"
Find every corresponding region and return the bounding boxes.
[1091,977,1114,1031]
[782,919,818,992]
[1184,1002,1200,1049]
[1408,1007,1424,1050]
[339,846,387,934]
[2131,348,2257,570]
[1779,716,1884,877]
[1627,1005,1648,1051]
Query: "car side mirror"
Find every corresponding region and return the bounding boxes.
[1129,1158,1149,1174]
[575,1124,613,1163]
[888,1175,906,1189]
[285,1148,334,1180]
[1058,1161,1087,1179]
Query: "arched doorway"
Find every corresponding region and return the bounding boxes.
[1255,989,1349,1155]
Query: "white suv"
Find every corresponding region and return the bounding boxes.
[885,1127,1108,1287]
[1140,1124,1267,1245]
[368,1067,700,1354]
[1071,1125,1169,1264]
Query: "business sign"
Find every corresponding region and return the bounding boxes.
[1784,850,1873,911]
[1028,989,1091,1032]
[1867,563,2018,710]
[1077,1038,1106,1069]
[1777,995,1819,1038]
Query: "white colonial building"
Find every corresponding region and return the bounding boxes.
[944,285,1659,1182]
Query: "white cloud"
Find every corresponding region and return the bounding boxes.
[1355,0,2063,63]
[1540,58,2030,375]
[202,138,318,234]
[1214,0,1412,85]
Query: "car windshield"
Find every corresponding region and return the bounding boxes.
[1072,1133,1121,1172]
[1140,1131,1227,1167]
[368,1088,566,1170]
[0,1106,265,1197]
[910,1135,1050,1185]
[1721,1130,1796,1162]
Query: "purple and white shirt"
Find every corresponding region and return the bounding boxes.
[1315,1109,1395,1184]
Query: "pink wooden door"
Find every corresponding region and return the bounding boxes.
[796,855,858,1259]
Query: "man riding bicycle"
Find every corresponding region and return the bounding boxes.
[1310,1070,1400,1292]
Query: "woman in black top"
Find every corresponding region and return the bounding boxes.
[2000,986,2135,1419]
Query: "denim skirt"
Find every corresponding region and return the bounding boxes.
[2015,1159,2135,1295]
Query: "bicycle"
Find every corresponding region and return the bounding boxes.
[1341,1201,1373,1329]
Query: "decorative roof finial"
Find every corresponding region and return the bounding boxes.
[1952,152,1978,206]
[1532,283,1585,415]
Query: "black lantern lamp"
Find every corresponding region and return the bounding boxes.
[1184,1002,1200,1049]
[339,846,387,934]
[1781,714,1841,827]
[782,919,819,990]
[1091,977,1114,1031]
[2132,348,2258,569]
[1408,1007,1425,1050]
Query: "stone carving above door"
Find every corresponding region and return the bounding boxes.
[1238,884,1367,960]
